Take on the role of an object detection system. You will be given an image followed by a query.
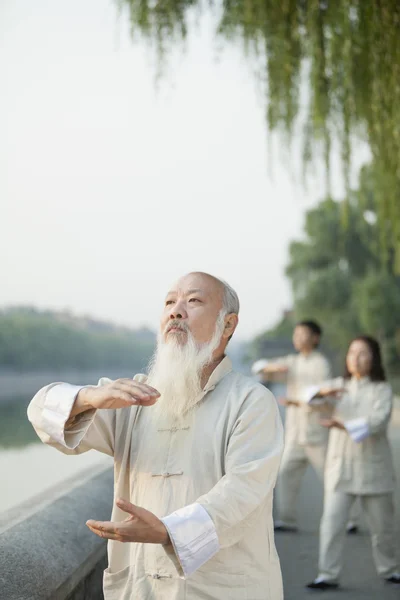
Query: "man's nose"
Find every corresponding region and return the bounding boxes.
[169,300,187,320]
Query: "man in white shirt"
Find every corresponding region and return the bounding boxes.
[28,272,284,600]
[252,321,332,532]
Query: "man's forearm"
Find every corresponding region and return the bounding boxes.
[262,364,288,375]
[287,398,300,407]
[69,386,95,418]
[279,398,300,407]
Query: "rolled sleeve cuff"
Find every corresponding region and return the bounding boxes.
[251,359,269,375]
[301,385,322,404]
[42,383,92,448]
[161,503,220,578]
[344,417,369,442]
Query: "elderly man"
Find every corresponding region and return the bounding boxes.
[28,272,284,600]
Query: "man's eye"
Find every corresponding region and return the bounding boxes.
[189,298,200,303]
[165,300,174,306]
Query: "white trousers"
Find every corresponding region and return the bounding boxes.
[277,442,327,526]
[277,442,359,528]
[318,490,399,581]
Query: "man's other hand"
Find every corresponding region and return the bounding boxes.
[278,397,300,407]
[320,417,345,430]
[86,498,170,545]
[317,387,344,398]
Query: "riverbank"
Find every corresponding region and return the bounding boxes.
[0,368,137,402]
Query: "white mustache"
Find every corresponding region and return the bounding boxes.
[165,321,189,334]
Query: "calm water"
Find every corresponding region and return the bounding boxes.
[0,394,111,514]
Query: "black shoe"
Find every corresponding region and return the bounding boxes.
[346,524,359,535]
[274,524,298,532]
[385,575,400,584]
[306,580,339,590]
[274,520,298,532]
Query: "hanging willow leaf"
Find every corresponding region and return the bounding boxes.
[119,0,400,270]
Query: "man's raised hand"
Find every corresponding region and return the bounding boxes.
[71,379,160,416]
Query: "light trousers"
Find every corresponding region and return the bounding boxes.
[277,442,327,526]
[318,490,399,581]
[277,442,359,527]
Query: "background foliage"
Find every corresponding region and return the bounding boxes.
[0,307,155,372]
[249,164,400,378]
[119,0,400,265]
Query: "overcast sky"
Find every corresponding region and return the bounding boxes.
[0,0,369,340]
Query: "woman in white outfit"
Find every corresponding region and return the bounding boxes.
[306,335,400,590]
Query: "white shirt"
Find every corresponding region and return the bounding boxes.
[27,357,284,600]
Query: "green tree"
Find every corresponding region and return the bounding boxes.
[355,272,400,370]
[282,168,400,372]
[119,0,400,262]
[246,312,296,363]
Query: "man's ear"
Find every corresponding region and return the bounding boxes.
[222,314,239,340]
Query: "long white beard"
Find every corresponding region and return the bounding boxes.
[146,311,226,422]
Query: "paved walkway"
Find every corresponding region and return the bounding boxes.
[274,411,400,599]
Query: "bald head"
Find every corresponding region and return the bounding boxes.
[160,272,239,350]
[175,272,240,314]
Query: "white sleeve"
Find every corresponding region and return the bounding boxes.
[41,383,89,446]
[251,359,270,375]
[304,377,345,405]
[28,380,116,456]
[344,417,369,442]
[300,384,322,404]
[161,503,219,578]
[251,355,293,375]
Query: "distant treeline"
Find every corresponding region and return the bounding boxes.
[247,166,400,382]
[0,307,156,372]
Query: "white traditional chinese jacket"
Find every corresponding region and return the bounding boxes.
[28,357,284,600]
[255,351,331,446]
[322,377,396,495]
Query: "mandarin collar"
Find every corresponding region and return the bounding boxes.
[299,350,318,360]
[350,375,370,386]
[203,355,232,392]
